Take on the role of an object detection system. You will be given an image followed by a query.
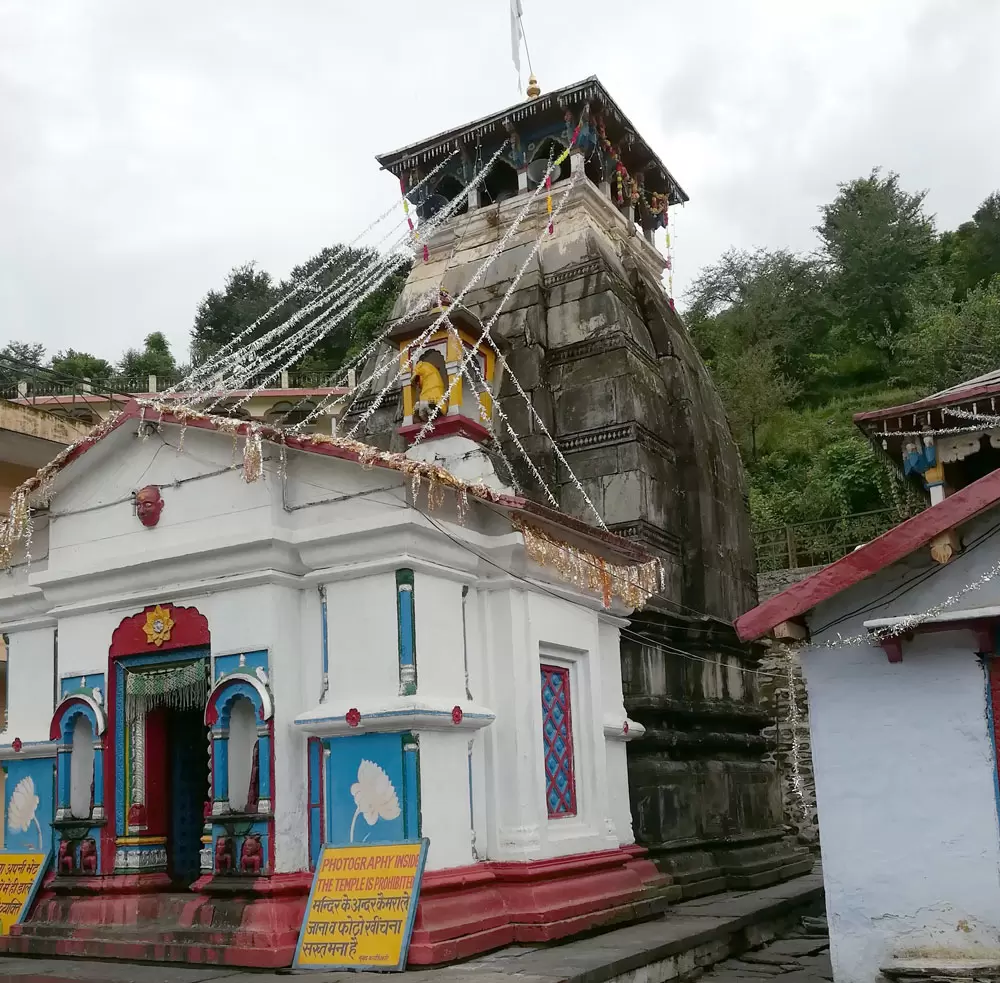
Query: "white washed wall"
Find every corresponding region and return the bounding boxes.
[0,418,636,880]
[807,572,1000,983]
[5,628,55,745]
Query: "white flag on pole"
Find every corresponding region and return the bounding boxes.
[510,0,524,91]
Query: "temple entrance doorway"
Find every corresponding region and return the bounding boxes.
[120,655,210,887]
[167,708,209,885]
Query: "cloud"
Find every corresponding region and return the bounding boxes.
[1,0,997,361]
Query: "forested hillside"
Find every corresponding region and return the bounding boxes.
[685,170,1000,533]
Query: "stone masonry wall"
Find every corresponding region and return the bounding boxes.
[755,568,819,847]
[757,640,818,847]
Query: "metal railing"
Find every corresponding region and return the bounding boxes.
[754,508,905,572]
[0,362,348,402]
[0,356,137,421]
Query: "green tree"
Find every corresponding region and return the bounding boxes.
[189,249,411,383]
[713,342,800,461]
[817,168,937,360]
[686,248,833,396]
[940,191,1000,300]
[117,332,178,389]
[901,277,1000,389]
[0,341,45,366]
[50,349,114,382]
[191,263,277,367]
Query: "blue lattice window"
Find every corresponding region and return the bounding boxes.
[540,664,576,818]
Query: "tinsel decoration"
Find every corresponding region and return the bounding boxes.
[427,479,446,511]
[172,148,461,401]
[665,203,675,308]
[401,179,429,263]
[545,171,553,235]
[823,550,1000,649]
[124,661,208,724]
[0,409,123,569]
[511,517,663,611]
[242,426,263,482]
[786,649,806,807]
[946,405,1000,426]
[873,424,998,438]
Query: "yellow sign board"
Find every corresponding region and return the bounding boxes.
[0,851,49,935]
[294,840,428,972]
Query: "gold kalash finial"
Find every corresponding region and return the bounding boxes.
[526,74,540,98]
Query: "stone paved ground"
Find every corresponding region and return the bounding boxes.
[703,914,831,983]
[0,871,825,983]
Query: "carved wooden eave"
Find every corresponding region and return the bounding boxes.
[374,75,688,206]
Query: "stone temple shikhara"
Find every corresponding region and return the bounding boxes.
[0,76,806,969]
[353,75,810,893]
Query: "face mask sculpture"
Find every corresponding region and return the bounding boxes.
[135,485,164,528]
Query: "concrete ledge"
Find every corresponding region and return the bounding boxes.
[883,957,1000,979]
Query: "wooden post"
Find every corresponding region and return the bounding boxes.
[786,526,798,569]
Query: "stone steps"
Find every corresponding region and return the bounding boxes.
[2,889,304,969]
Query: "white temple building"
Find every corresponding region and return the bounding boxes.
[0,372,665,965]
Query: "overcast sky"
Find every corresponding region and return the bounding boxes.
[1,0,997,365]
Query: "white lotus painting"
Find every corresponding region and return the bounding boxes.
[7,775,42,850]
[349,759,400,843]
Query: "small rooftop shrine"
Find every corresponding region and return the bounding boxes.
[377,76,688,248]
[856,370,1000,507]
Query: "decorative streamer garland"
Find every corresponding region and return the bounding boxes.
[401,178,429,264]
[874,424,999,439]
[193,144,511,414]
[785,649,806,807]
[170,149,460,397]
[510,516,663,611]
[125,661,207,724]
[820,551,1000,649]
[664,203,674,308]
[944,406,1000,427]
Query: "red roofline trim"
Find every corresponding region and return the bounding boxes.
[734,465,1000,642]
[854,380,1000,424]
